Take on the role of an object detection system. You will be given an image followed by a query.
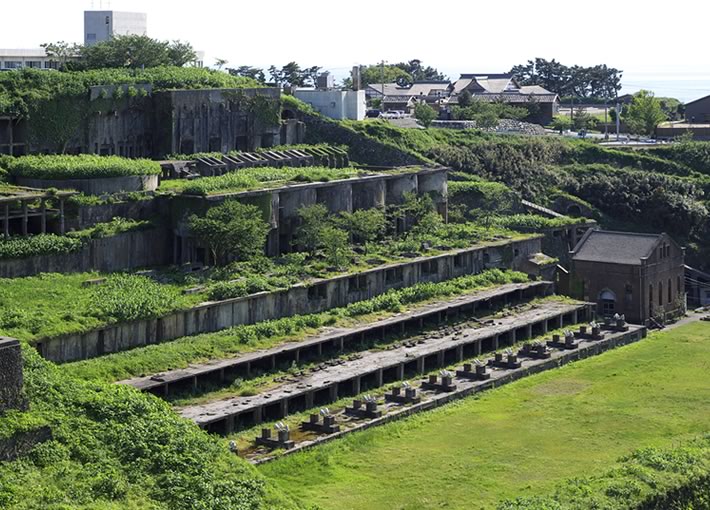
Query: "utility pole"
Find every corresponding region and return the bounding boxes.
[616,100,621,142]
[380,60,386,109]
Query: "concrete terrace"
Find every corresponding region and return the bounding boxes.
[119,281,552,395]
[179,298,592,433]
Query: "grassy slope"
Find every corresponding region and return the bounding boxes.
[259,321,710,510]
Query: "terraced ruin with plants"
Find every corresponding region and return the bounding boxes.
[0,82,708,510]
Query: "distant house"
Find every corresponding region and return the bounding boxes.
[446,73,559,125]
[366,81,450,111]
[684,94,710,124]
[567,230,685,325]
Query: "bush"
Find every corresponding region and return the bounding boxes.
[493,214,587,231]
[0,234,83,260]
[89,274,182,322]
[8,154,161,179]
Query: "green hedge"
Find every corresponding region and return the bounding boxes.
[493,214,588,231]
[8,154,161,179]
[0,234,83,260]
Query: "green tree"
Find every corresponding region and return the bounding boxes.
[81,35,196,69]
[321,226,351,269]
[40,41,82,70]
[188,201,269,266]
[551,115,572,133]
[624,90,667,136]
[414,102,437,128]
[294,204,329,256]
[458,90,472,107]
[337,208,386,250]
[214,58,229,71]
[228,66,266,82]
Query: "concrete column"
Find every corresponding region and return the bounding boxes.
[573,309,579,324]
[246,361,251,377]
[493,335,499,350]
[280,399,288,418]
[317,342,323,356]
[253,406,263,424]
[375,369,383,388]
[329,384,338,402]
[396,363,404,380]
[475,341,482,356]
[270,355,276,370]
[352,377,361,396]
[21,201,28,236]
[437,351,445,367]
[59,198,65,234]
[541,320,548,334]
[338,337,345,351]
[40,200,47,233]
[558,315,564,329]
[294,349,300,364]
[417,357,425,374]
[192,376,198,393]
[456,344,464,362]
[526,324,533,340]
[305,391,314,410]
[3,204,8,239]
[225,416,235,435]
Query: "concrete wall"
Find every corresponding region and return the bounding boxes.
[0,338,25,414]
[0,227,172,278]
[37,236,542,363]
[67,195,168,230]
[16,175,159,196]
[293,90,366,120]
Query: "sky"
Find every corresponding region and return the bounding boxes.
[2,0,710,101]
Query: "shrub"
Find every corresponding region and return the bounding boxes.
[493,214,587,231]
[89,274,183,322]
[0,234,83,260]
[7,154,161,179]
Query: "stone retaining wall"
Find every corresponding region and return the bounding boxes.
[0,227,172,279]
[16,174,159,196]
[0,426,52,462]
[0,338,25,414]
[37,237,542,363]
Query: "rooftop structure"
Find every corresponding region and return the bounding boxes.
[84,10,148,46]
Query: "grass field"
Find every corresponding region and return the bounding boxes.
[259,321,710,509]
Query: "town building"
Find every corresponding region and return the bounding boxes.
[84,10,148,46]
[293,89,366,120]
[366,81,450,112]
[567,230,685,324]
[446,73,559,125]
[0,48,67,70]
[684,93,710,124]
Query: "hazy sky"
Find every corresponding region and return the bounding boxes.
[3,0,709,100]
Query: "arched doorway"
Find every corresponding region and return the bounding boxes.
[599,289,616,316]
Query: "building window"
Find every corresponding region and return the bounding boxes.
[87,33,97,42]
[668,278,672,304]
[677,275,682,296]
[649,284,653,315]
[658,281,663,306]
[26,61,42,68]
[624,283,633,306]
[599,289,616,316]
[2,61,23,69]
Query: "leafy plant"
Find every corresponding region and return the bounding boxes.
[0,234,83,260]
[7,154,161,179]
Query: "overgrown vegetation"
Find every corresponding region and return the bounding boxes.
[7,154,161,179]
[259,322,710,509]
[160,166,364,196]
[0,344,293,509]
[64,269,529,382]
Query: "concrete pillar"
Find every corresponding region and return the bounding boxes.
[305,391,314,410]
[40,200,47,233]
[317,342,323,356]
[192,376,198,393]
[526,324,533,340]
[417,357,425,374]
[475,341,482,356]
[437,351,445,367]
[225,416,235,435]
[573,309,579,324]
[280,399,288,418]
[352,377,361,396]
[558,315,564,329]
[253,406,263,424]
[59,198,65,234]
[396,363,404,380]
[511,329,516,344]
[329,384,338,402]
[493,335,499,350]
[246,361,251,377]
[3,204,9,239]
[375,369,383,388]
[456,344,464,362]
[338,337,345,351]
[294,349,300,364]
[270,355,276,370]
[541,320,548,334]
[21,201,28,236]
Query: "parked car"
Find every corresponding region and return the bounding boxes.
[366,109,382,118]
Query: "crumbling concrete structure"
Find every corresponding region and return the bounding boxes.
[0,338,25,414]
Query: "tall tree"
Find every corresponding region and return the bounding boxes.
[393,59,447,81]
[510,58,622,99]
[623,90,667,136]
[228,66,266,82]
[40,41,82,70]
[80,35,196,69]
[214,58,228,71]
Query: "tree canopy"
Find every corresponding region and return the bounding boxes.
[623,90,667,136]
[510,58,622,100]
[77,35,197,70]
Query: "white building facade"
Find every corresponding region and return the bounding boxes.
[84,11,148,46]
[293,89,366,121]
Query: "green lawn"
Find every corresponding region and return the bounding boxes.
[259,321,710,509]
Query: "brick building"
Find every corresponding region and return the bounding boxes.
[567,230,685,324]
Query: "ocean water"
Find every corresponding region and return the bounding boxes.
[620,73,710,103]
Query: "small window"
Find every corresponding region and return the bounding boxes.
[658,281,663,306]
[348,275,367,293]
[385,267,403,285]
[87,33,97,41]
[307,284,327,301]
[668,278,672,303]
